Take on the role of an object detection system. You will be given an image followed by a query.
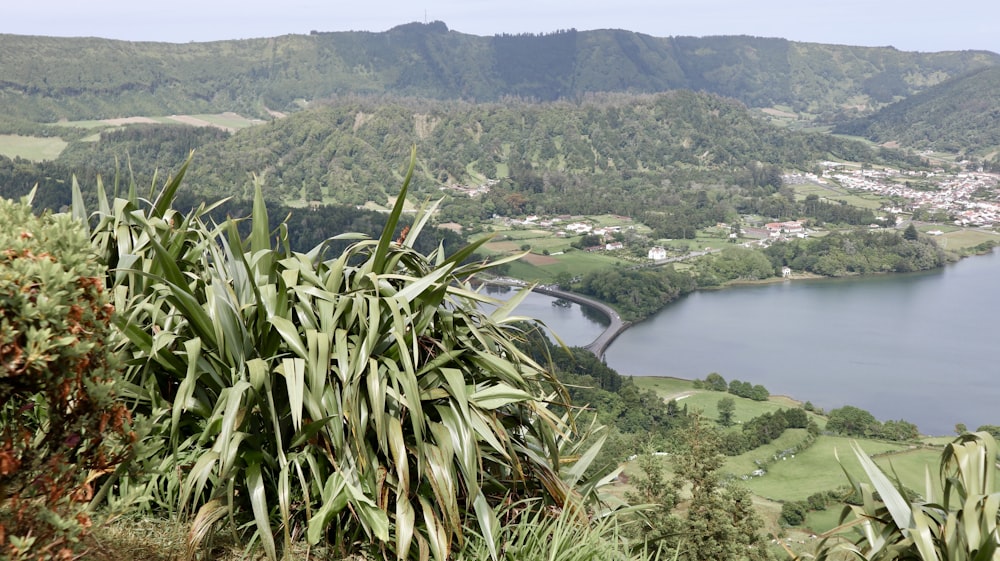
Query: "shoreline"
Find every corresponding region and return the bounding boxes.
[560,248,997,357]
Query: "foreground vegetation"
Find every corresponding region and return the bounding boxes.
[1,159,784,560]
[2,158,999,560]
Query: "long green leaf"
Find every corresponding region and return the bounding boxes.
[247,462,278,561]
[151,153,192,218]
[373,146,416,272]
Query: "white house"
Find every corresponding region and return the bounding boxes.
[648,246,667,260]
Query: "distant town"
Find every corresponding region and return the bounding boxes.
[788,163,1000,227]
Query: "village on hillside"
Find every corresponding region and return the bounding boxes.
[787,164,1000,227]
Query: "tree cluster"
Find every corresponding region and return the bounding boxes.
[825,405,920,441]
[720,408,813,456]
[577,265,697,322]
[764,229,950,276]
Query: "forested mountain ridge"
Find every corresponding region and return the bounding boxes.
[834,66,1000,156]
[1,22,997,122]
[36,92,921,214]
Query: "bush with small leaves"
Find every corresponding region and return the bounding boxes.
[0,197,132,560]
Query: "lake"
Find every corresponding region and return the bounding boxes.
[506,250,1000,436]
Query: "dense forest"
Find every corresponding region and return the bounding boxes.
[835,66,1000,157]
[1,92,930,238]
[763,228,950,275]
[1,23,997,122]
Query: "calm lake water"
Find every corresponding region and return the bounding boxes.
[511,250,1000,435]
[483,284,609,345]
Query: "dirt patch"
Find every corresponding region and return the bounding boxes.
[413,114,439,139]
[264,107,287,119]
[437,222,463,233]
[485,241,521,252]
[354,112,373,131]
[522,253,559,266]
[761,108,797,119]
[102,116,158,126]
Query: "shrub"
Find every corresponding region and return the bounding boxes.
[0,196,131,560]
[779,501,806,526]
[86,156,597,560]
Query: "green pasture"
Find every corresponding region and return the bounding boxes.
[187,113,260,129]
[0,134,68,161]
[630,376,697,397]
[503,249,620,283]
[920,436,956,446]
[525,237,577,252]
[50,119,124,129]
[723,428,813,476]
[657,232,732,252]
[490,228,558,242]
[938,228,1000,250]
[803,507,846,534]
[743,436,917,503]
[789,181,888,210]
[679,392,806,426]
[631,376,823,427]
[50,112,259,131]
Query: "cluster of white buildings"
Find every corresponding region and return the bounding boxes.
[498,214,636,252]
[439,178,499,197]
[797,165,1000,227]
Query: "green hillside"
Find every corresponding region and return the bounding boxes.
[1,92,928,221]
[834,66,1000,155]
[1,23,996,122]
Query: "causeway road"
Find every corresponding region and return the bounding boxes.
[528,285,630,360]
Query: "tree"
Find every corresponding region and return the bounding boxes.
[903,222,919,241]
[826,405,880,437]
[705,372,728,392]
[717,397,736,427]
[673,416,773,561]
[780,501,807,526]
[627,416,773,560]
[554,270,573,290]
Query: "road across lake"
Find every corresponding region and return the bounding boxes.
[529,286,628,359]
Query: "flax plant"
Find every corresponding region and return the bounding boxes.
[813,432,1000,561]
[77,151,596,560]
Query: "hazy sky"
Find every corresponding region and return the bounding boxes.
[4,0,999,54]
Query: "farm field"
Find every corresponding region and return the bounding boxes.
[51,112,262,131]
[0,134,68,161]
[743,436,918,503]
[504,249,622,283]
[937,227,1000,250]
[789,180,889,210]
[631,376,823,427]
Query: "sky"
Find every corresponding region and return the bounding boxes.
[3,0,999,55]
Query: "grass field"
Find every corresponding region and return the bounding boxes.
[51,112,261,131]
[723,428,813,476]
[630,376,822,427]
[803,507,846,534]
[504,249,621,282]
[630,375,698,397]
[0,134,68,161]
[789,181,889,210]
[743,436,915,502]
[938,228,1000,250]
